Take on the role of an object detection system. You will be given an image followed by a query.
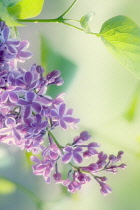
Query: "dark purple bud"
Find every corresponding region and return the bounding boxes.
[80,131,91,141]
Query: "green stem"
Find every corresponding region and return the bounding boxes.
[0,176,43,210]
[17,18,99,37]
[48,130,64,149]
[17,18,60,23]
[59,0,78,18]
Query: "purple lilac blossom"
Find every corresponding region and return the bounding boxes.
[0,21,126,195]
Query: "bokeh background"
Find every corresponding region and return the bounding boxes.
[1,0,140,209]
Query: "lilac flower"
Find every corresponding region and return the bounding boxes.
[46,70,64,86]
[16,71,38,90]
[0,27,20,53]
[67,181,81,193]
[62,146,83,164]
[16,40,32,62]
[0,21,126,196]
[42,143,61,160]
[83,142,100,157]
[100,183,112,196]
[31,155,55,184]
[51,103,78,130]
[0,117,22,144]
[18,91,41,118]
[1,88,18,104]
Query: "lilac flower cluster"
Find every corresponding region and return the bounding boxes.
[0,21,126,195]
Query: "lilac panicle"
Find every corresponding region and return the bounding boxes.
[0,21,126,196]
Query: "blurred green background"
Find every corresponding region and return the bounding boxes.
[1,0,140,209]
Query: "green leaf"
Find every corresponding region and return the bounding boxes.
[3,0,22,7]
[0,1,23,26]
[100,15,140,78]
[8,0,44,19]
[0,178,16,194]
[40,35,77,98]
[80,11,95,33]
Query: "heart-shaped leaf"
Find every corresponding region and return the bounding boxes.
[100,16,140,78]
[0,1,23,26]
[8,0,44,19]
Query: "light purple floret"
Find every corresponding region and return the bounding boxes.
[62,146,83,164]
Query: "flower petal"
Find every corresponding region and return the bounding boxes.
[59,103,65,117]
[62,152,72,163]
[9,92,18,103]
[24,105,31,118]
[73,152,83,164]
[60,119,67,130]
[18,99,28,105]
[26,91,35,102]
[63,116,75,123]
[24,72,33,86]
[32,102,41,112]
[1,92,8,103]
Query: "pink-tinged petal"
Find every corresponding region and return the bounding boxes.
[63,116,75,123]
[24,105,31,118]
[0,128,11,134]
[1,92,8,103]
[62,179,71,186]
[45,176,51,184]
[42,147,49,157]
[44,167,51,177]
[36,164,46,171]
[24,72,33,86]
[60,119,67,130]
[30,156,41,163]
[33,170,43,175]
[73,152,83,164]
[9,92,18,103]
[19,51,32,59]
[50,151,59,160]
[5,117,16,128]
[66,109,73,115]
[100,184,112,196]
[32,102,41,112]
[18,40,29,51]
[59,103,65,117]
[18,99,28,105]
[50,143,59,152]
[62,152,72,163]
[75,118,80,124]
[26,91,35,102]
